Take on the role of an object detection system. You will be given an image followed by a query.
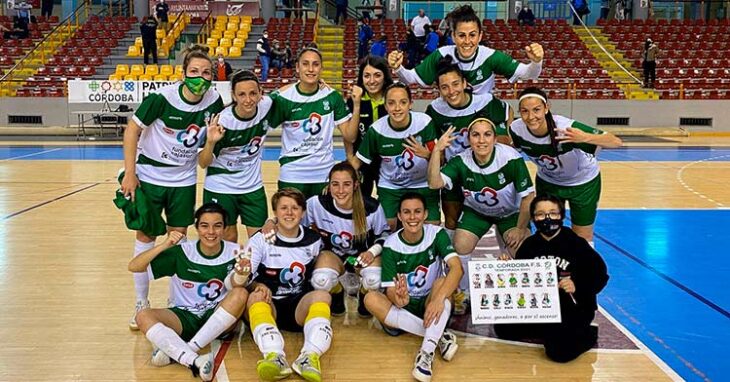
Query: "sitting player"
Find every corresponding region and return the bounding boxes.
[129,203,248,381]
[232,188,334,382]
[363,192,463,382]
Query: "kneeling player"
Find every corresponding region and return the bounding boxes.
[129,203,248,381]
[232,188,333,382]
[364,192,463,382]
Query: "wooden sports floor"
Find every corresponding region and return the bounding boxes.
[1,137,729,381]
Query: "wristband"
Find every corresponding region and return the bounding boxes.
[368,244,383,257]
[233,272,248,285]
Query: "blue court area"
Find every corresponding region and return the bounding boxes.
[2,145,730,162]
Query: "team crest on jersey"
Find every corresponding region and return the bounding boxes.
[262,119,271,131]
[473,186,500,207]
[407,265,429,289]
[302,113,323,135]
[323,100,331,111]
[395,148,416,170]
[198,279,225,301]
[280,261,306,286]
[240,136,263,156]
[476,70,484,81]
[177,124,203,148]
[498,173,506,185]
[537,155,559,171]
[331,231,353,249]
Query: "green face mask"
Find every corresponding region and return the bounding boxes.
[184,76,212,96]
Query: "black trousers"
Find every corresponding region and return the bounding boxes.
[494,304,597,363]
[643,61,656,85]
[359,161,380,198]
[143,39,158,65]
[41,0,54,18]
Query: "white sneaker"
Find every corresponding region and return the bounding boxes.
[150,348,172,366]
[191,354,214,382]
[411,350,434,382]
[438,329,459,361]
[128,300,150,330]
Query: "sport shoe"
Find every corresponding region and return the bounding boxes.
[411,350,434,382]
[438,329,459,361]
[292,351,322,382]
[150,348,172,367]
[129,300,150,330]
[381,323,402,337]
[190,354,214,382]
[452,290,468,316]
[331,289,346,316]
[256,352,292,381]
[357,289,371,318]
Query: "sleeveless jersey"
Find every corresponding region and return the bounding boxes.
[303,194,390,258]
[381,225,457,298]
[133,83,224,187]
[425,92,511,160]
[247,227,322,300]
[355,112,439,190]
[148,240,237,314]
[509,115,604,186]
[270,84,352,184]
[440,144,534,218]
[204,96,281,194]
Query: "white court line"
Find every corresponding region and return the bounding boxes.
[676,154,730,208]
[0,147,64,162]
[210,339,230,382]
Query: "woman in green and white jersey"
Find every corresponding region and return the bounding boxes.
[351,83,441,231]
[120,45,224,330]
[388,5,544,95]
[509,87,622,245]
[269,45,356,199]
[425,56,513,237]
[428,118,535,296]
[199,70,283,242]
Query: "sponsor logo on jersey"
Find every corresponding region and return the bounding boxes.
[177,124,203,148]
[407,265,429,289]
[476,69,484,81]
[169,116,182,121]
[187,268,201,273]
[240,136,263,156]
[198,279,225,301]
[536,155,559,171]
[395,148,416,170]
[331,231,353,249]
[498,173,506,185]
[280,262,306,286]
[163,127,174,135]
[453,127,469,150]
[382,144,395,148]
[302,113,323,135]
[182,282,194,288]
[323,100,331,111]
[471,186,500,207]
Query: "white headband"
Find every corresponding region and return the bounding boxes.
[518,94,548,104]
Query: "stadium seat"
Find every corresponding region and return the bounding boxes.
[145,64,159,76]
[115,64,130,76]
[129,64,145,76]
[160,64,174,77]
[127,46,141,57]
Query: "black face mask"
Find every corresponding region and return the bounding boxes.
[534,217,562,237]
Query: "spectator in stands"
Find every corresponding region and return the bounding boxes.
[373,0,383,19]
[404,28,421,69]
[423,24,440,55]
[214,54,233,81]
[140,16,159,65]
[410,8,431,46]
[271,40,287,71]
[1,16,29,40]
[370,35,387,57]
[358,17,373,60]
[257,30,272,81]
[572,0,590,25]
[642,38,659,88]
[438,15,452,46]
[518,4,536,26]
[284,42,293,68]
[41,0,54,19]
[336,0,349,25]
[154,0,169,32]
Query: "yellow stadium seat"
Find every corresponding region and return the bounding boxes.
[215,46,228,57]
[227,46,242,58]
[226,22,238,31]
[169,73,182,81]
[175,65,183,75]
[216,15,227,23]
[160,64,174,77]
[241,15,252,23]
[210,30,223,39]
[135,37,143,47]
[130,64,145,76]
[127,45,141,57]
[207,38,218,47]
[115,64,130,76]
[108,73,122,81]
[219,38,232,48]
[223,30,236,39]
[145,64,159,76]
[240,23,251,33]
[158,47,168,58]
[228,15,240,23]
[156,29,165,39]
[124,74,137,81]
[232,38,245,48]
[236,30,248,39]
[138,74,152,81]
[154,74,168,81]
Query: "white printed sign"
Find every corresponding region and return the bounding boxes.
[67,80,233,104]
[468,259,561,324]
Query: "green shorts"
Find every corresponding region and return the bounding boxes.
[404,296,428,318]
[278,181,328,200]
[139,181,196,228]
[377,187,441,221]
[170,307,216,342]
[203,187,268,228]
[535,175,601,226]
[457,206,519,238]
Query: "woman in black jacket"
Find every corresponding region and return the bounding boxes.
[495,194,609,363]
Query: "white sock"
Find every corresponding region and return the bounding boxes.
[145,323,198,366]
[444,228,455,241]
[301,317,333,355]
[458,255,470,292]
[188,308,238,352]
[253,323,285,356]
[133,240,155,302]
[384,306,425,337]
[421,300,451,354]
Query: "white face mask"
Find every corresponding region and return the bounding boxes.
[218,58,224,63]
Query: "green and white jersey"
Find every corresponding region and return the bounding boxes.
[204,96,281,194]
[355,112,439,190]
[133,83,224,187]
[396,46,522,95]
[270,84,352,184]
[441,144,534,218]
[381,225,457,298]
[425,92,511,160]
[148,240,237,314]
[509,115,603,186]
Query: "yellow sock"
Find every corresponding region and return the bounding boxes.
[305,302,331,323]
[331,282,343,294]
[249,301,276,328]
